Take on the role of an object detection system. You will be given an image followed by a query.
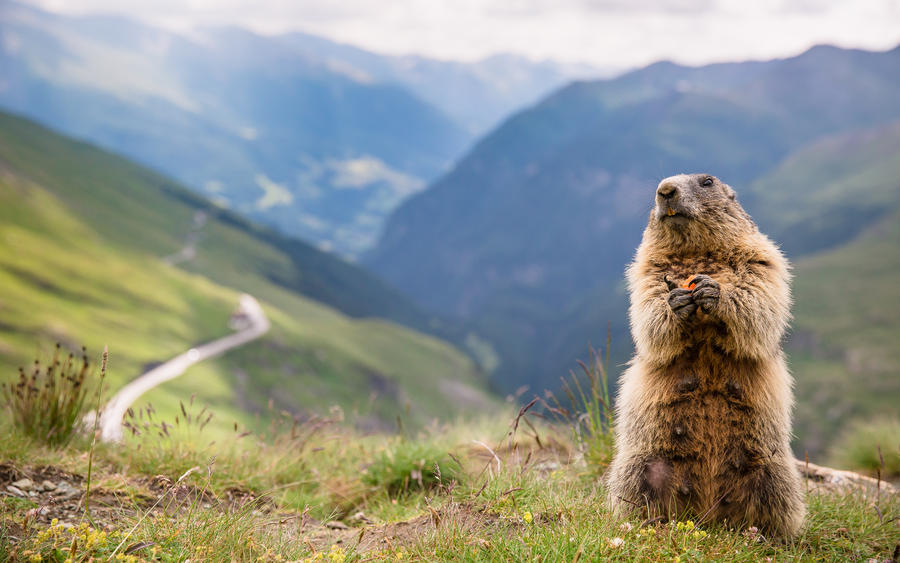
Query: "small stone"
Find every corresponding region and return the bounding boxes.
[54,481,80,500]
[6,485,25,497]
[349,511,374,525]
[55,481,75,492]
[41,480,57,491]
[12,478,34,490]
[325,521,349,530]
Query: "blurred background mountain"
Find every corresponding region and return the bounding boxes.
[0,1,608,258]
[1,0,898,457]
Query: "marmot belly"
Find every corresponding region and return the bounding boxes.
[639,347,771,513]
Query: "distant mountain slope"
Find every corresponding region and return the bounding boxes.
[746,124,900,454]
[748,122,900,257]
[0,110,497,429]
[0,2,608,257]
[791,205,900,456]
[278,32,613,135]
[366,44,900,456]
[0,2,469,257]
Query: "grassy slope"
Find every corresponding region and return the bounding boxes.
[791,209,900,456]
[0,111,496,430]
[745,123,900,456]
[2,413,898,562]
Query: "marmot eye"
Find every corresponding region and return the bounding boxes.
[701,177,714,187]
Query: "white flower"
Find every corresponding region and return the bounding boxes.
[608,537,625,548]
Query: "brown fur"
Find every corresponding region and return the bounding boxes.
[605,174,805,537]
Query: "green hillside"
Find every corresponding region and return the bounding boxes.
[749,122,900,257]
[0,111,497,431]
[746,124,900,454]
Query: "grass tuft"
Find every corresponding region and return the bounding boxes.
[544,336,615,470]
[363,440,462,495]
[1,343,98,447]
[828,416,900,478]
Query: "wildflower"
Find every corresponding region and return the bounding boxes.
[692,530,707,539]
[619,522,633,532]
[638,527,656,537]
[522,511,533,524]
[395,549,406,560]
[608,537,625,548]
[328,545,347,563]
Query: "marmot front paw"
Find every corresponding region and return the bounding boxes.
[667,288,697,320]
[689,274,720,313]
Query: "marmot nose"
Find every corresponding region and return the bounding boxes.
[657,181,678,200]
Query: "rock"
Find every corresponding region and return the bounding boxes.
[6,485,25,497]
[54,481,80,500]
[325,521,349,530]
[797,460,898,494]
[349,512,374,525]
[12,478,34,490]
[41,480,57,491]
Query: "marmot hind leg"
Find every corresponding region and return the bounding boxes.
[606,455,685,521]
[714,455,806,538]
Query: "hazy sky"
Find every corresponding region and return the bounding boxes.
[25,0,900,67]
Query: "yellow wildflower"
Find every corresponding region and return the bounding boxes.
[522,511,533,524]
[328,545,347,563]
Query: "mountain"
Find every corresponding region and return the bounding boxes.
[366,44,900,454]
[277,32,613,135]
[0,2,608,258]
[0,110,497,430]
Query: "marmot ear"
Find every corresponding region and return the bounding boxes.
[724,184,737,201]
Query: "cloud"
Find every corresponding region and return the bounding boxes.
[254,174,293,210]
[21,0,900,68]
[329,156,424,196]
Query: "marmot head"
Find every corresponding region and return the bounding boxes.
[645,173,756,252]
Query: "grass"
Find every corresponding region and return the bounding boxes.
[0,343,97,447]
[545,340,615,469]
[828,417,900,479]
[1,400,898,562]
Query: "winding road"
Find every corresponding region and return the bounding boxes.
[97,293,270,442]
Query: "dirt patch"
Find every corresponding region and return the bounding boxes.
[299,502,511,554]
[0,461,272,533]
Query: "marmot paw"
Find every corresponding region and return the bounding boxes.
[689,274,720,313]
[667,287,697,320]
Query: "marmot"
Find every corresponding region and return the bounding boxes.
[605,173,805,537]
